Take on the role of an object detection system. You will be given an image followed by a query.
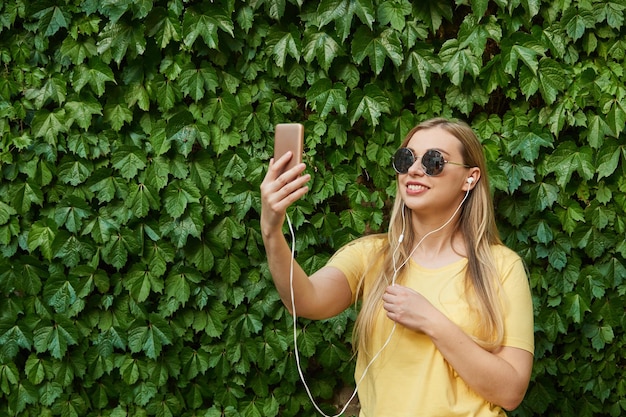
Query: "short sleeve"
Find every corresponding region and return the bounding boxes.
[326,235,386,303]
[497,246,535,354]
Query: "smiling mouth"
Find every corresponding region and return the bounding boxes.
[407,184,428,192]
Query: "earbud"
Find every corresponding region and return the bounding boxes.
[467,177,474,184]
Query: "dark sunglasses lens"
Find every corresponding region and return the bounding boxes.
[422,150,445,176]
[393,148,415,173]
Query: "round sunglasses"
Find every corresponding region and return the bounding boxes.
[392,147,470,176]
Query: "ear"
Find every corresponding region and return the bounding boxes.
[463,168,481,191]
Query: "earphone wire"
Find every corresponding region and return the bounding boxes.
[286,213,354,417]
[285,186,472,416]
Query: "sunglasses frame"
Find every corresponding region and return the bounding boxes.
[392,147,470,176]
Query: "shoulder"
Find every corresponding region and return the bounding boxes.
[489,244,529,284]
[327,234,387,267]
[333,234,387,255]
[490,244,522,262]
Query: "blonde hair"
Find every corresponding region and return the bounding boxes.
[353,118,504,358]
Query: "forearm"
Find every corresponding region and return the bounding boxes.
[427,313,532,410]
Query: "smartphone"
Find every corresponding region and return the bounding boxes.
[274,123,304,174]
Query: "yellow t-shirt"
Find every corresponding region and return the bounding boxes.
[326,235,534,417]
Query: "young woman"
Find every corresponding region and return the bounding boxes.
[260,118,534,417]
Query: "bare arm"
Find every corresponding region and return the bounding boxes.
[260,154,352,319]
[383,285,533,410]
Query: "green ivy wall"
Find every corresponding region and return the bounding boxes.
[0,0,625,416]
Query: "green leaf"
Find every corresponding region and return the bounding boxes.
[0,322,32,359]
[205,92,239,131]
[27,219,57,260]
[146,8,182,48]
[546,142,594,187]
[193,302,227,337]
[24,356,45,385]
[348,83,390,127]
[306,79,348,118]
[124,264,164,302]
[126,182,160,218]
[165,266,202,308]
[302,29,342,71]
[66,98,103,130]
[97,21,146,64]
[152,77,180,111]
[179,63,219,101]
[503,42,540,76]
[439,39,481,86]
[163,179,201,219]
[8,380,38,413]
[161,204,205,248]
[31,108,67,143]
[72,59,116,97]
[585,113,610,148]
[128,314,173,359]
[181,347,210,379]
[316,0,354,41]
[59,37,97,65]
[32,316,79,359]
[11,180,44,214]
[82,211,118,244]
[529,182,559,211]
[102,229,141,269]
[377,0,411,31]
[498,159,535,192]
[57,157,93,186]
[351,27,403,75]
[270,27,301,68]
[402,45,440,96]
[33,4,70,36]
[574,227,612,259]
[145,240,175,278]
[186,239,215,273]
[53,196,91,234]
[415,1,452,32]
[182,6,234,49]
[223,182,260,220]
[445,85,488,116]
[542,309,568,341]
[296,325,323,358]
[24,77,66,109]
[556,200,585,235]
[43,274,78,314]
[52,231,95,268]
[562,8,594,42]
[599,1,626,29]
[537,58,568,104]
[104,102,134,131]
[111,146,147,179]
[583,324,614,351]
[603,95,626,138]
[565,293,590,324]
[216,252,244,284]
[507,128,554,162]
[0,362,18,395]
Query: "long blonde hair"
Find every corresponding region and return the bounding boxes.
[353,118,504,358]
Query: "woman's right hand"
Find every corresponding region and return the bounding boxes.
[260,152,310,238]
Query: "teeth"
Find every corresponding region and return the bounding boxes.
[408,184,427,191]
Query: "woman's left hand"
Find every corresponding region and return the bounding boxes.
[382,284,440,332]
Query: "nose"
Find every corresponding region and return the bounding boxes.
[406,156,425,175]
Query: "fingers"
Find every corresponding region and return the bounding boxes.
[260,154,310,230]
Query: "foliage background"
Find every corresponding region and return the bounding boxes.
[1,0,625,416]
